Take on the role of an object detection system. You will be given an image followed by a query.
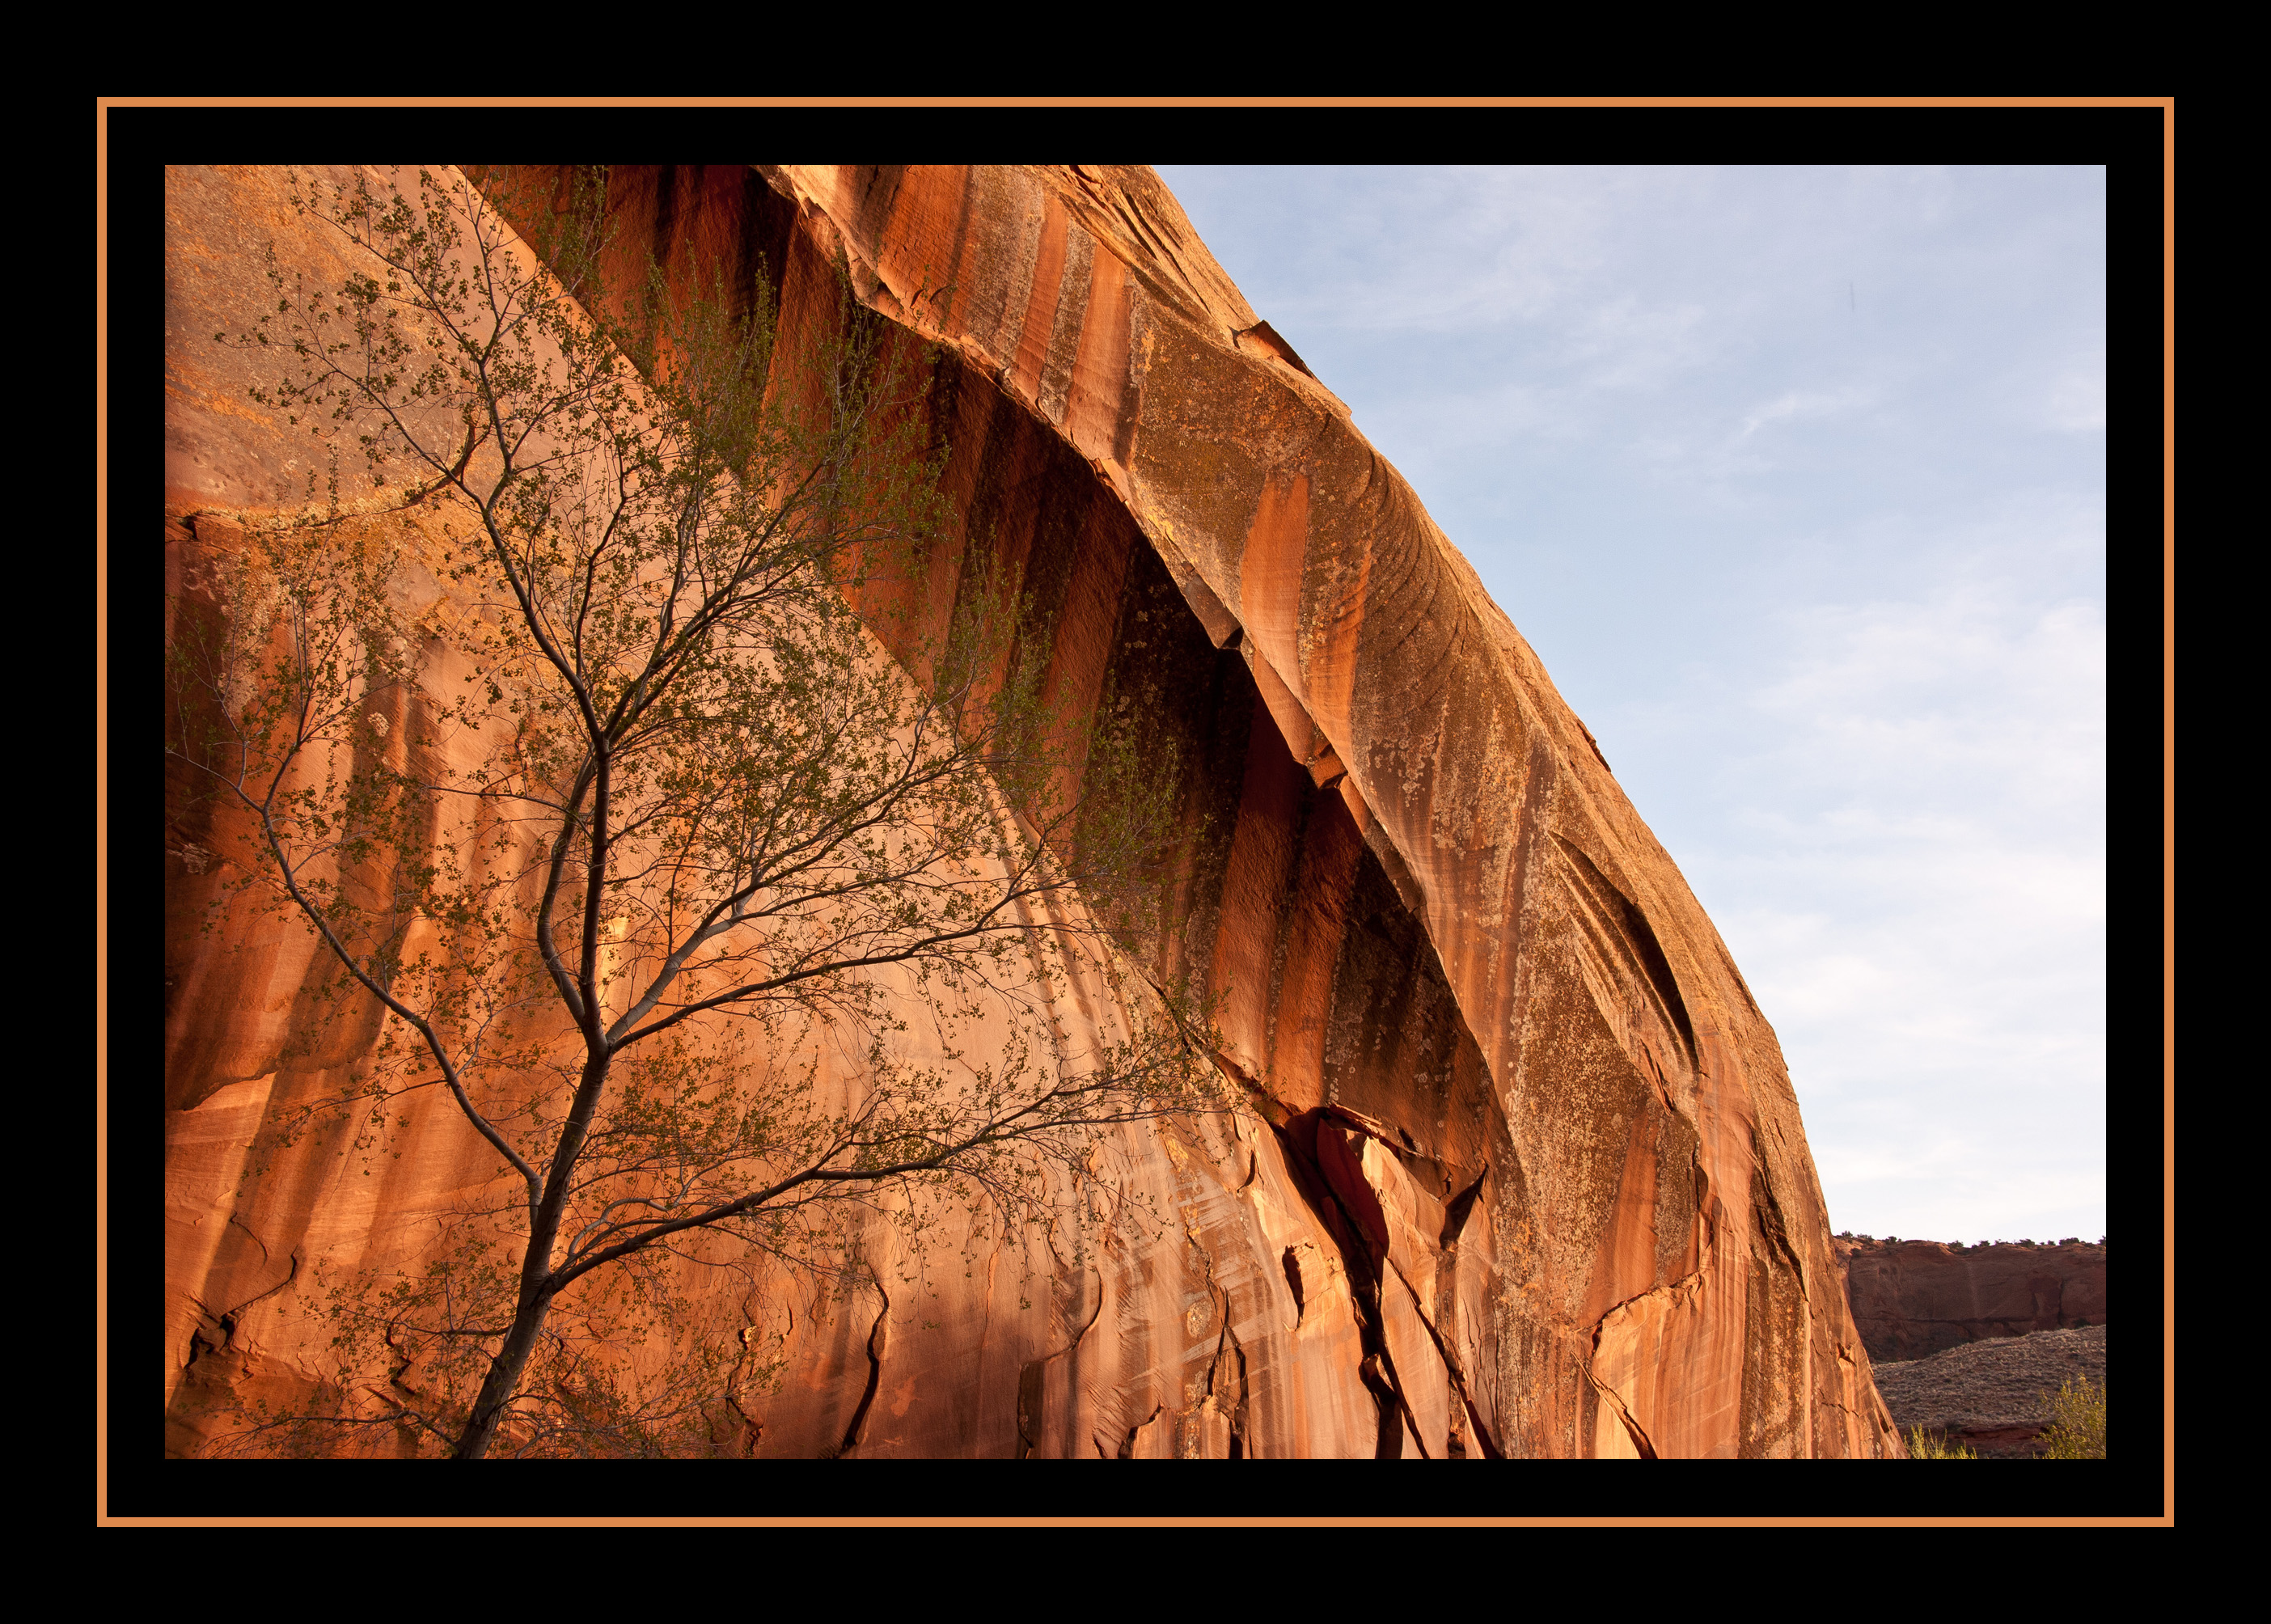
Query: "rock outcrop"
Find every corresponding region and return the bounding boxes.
[163,163,1904,1457]
[1872,1326,2107,1457]
[1836,1237,2108,1363]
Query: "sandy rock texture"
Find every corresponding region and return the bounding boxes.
[1872,1326,2107,1457]
[163,163,1902,1457]
[1837,1238,2108,1362]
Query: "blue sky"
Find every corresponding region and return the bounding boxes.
[1155,166,2107,1245]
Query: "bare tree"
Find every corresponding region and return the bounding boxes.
[168,167,1225,1459]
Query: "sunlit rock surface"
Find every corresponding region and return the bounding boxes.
[163,163,1903,1458]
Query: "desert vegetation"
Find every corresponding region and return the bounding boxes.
[1901,1376,2105,1460]
[2036,1375,2108,1460]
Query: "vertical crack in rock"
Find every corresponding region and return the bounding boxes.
[1179,1229,1250,1459]
[1207,1307,1250,1460]
[1017,1269,1105,1460]
[1751,1161,1812,1309]
[1423,1161,1499,1457]
[1207,1284,1249,1459]
[1300,1110,1436,1459]
[1014,1363,1045,1461]
[725,1292,787,1459]
[725,1385,765,1460]
[821,1281,890,1460]
[1386,1255,1503,1460]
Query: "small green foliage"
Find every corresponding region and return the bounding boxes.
[2036,1374,2107,1460]
[1905,1425,1979,1460]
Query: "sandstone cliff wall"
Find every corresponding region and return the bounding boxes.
[163,163,1903,1458]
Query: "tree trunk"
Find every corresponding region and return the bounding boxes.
[451,1047,604,1458]
[449,1290,555,1460]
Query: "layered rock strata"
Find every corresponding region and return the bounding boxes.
[1836,1238,2108,1363]
[163,163,1903,1458]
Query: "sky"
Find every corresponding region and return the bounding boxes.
[1154,166,2106,1245]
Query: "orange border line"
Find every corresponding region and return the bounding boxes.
[105,93,2172,1529]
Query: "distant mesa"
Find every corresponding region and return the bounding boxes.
[1834,1234,2107,1364]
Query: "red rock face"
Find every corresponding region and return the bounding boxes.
[1836,1238,2108,1363]
[163,164,1904,1457]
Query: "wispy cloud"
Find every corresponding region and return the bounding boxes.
[1681,583,2105,1238]
[1735,387,1872,441]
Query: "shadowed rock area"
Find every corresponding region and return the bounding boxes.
[163,163,1903,1458]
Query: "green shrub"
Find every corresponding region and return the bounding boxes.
[2037,1375,2106,1459]
[1906,1425,1978,1459]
